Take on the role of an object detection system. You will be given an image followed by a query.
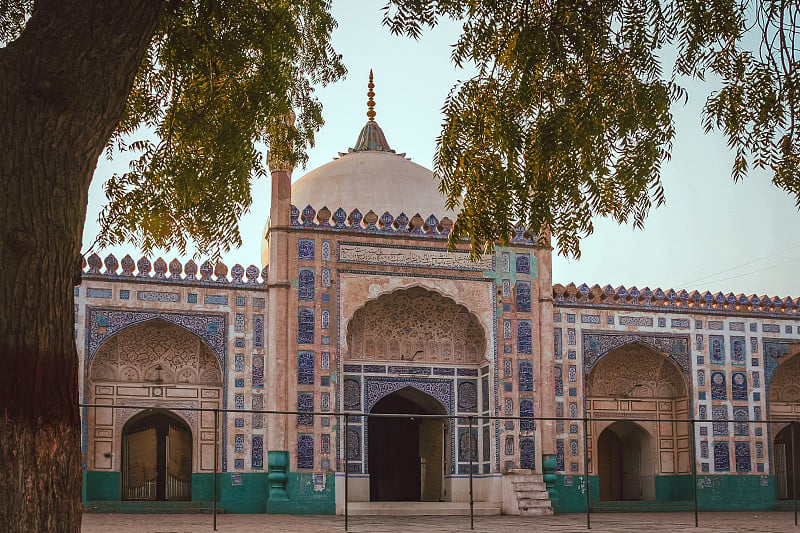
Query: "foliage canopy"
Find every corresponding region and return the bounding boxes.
[2,0,345,258]
[384,0,800,258]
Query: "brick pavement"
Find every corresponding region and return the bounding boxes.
[82,512,800,532]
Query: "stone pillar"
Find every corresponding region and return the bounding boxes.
[534,231,556,458]
[265,150,293,453]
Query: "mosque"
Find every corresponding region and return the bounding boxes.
[78,76,800,515]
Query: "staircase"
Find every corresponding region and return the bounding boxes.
[503,470,553,516]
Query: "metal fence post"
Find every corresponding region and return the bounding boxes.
[344,412,349,532]
[690,418,698,527]
[468,415,474,531]
[583,416,591,529]
[793,422,798,527]
[213,408,218,531]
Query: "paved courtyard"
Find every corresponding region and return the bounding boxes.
[82,512,800,532]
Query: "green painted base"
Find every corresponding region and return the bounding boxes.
[83,470,335,515]
[552,474,777,514]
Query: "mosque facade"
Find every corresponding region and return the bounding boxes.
[77,86,800,515]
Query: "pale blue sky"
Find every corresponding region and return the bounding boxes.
[84,2,800,298]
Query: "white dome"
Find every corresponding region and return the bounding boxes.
[291,149,454,221]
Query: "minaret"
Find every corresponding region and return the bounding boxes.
[265,115,294,455]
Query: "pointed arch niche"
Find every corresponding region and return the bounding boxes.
[586,342,691,501]
[346,286,487,365]
[87,318,222,475]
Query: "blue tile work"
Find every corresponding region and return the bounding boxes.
[517,320,532,354]
[753,371,761,388]
[236,296,246,306]
[555,365,563,396]
[458,428,479,462]
[658,317,666,328]
[503,358,513,378]
[735,442,751,472]
[555,440,565,472]
[235,418,244,428]
[87,288,112,299]
[709,321,724,330]
[297,434,314,469]
[751,337,759,354]
[696,334,704,351]
[235,313,245,332]
[234,459,245,469]
[457,380,478,413]
[731,336,746,364]
[252,395,264,428]
[554,328,562,359]
[204,294,228,305]
[298,268,315,301]
[520,399,534,431]
[763,323,780,333]
[672,318,690,328]
[483,427,491,463]
[695,320,703,329]
[253,315,264,348]
[321,351,330,370]
[732,372,747,400]
[503,320,512,339]
[581,314,600,324]
[298,307,314,344]
[714,442,730,471]
[567,313,575,323]
[346,427,361,460]
[516,282,531,313]
[321,434,331,454]
[234,434,244,453]
[710,335,725,364]
[235,394,244,410]
[235,378,245,388]
[253,297,265,308]
[234,353,245,372]
[343,378,361,410]
[505,436,514,456]
[321,240,331,261]
[187,293,197,303]
[515,254,530,274]
[730,322,745,331]
[733,406,749,436]
[520,437,535,469]
[250,435,264,470]
[712,405,728,435]
[518,360,533,392]
[298,239,315,260]
[711,372,726,400]
[481,376,489,411]
[298,351,315,385]
[697,370,706,386]
[750,323,758,332]
[119,289,130,300]
[297,392,314,426]
[700,441,709,458]
[252,355,264,387]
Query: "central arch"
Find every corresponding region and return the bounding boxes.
[597,421,653,501]
[368,387,447,502]
[122,410,192,501]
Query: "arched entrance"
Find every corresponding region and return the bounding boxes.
[368,387,447,502]
[775,423,800,499]
[122,410,192,501]
[769,351,800,499]
[587,342,689,503]
[598,421,653,501]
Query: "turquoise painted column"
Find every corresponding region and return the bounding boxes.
[266,450,289,512]
[542,453,559,507]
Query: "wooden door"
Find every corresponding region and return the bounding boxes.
[124,427,157,500]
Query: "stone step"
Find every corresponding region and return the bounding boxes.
[346,501,501,516]
[83,501,222,514]
[515,490,549,500]
[507,469,543,478]
[521,507,554,516]
[511,481,546,492]
[518,497,552,508]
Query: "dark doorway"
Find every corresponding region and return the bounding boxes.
[597,421,652,501]
[776,423,800,499]
[368,387,446,501]
[122,410,192,501]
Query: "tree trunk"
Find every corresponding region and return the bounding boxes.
[0,2,163,530]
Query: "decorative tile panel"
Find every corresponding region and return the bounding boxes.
[297,392,314,426]
[298,351,315,385]
[298,307,314,344]
[516,282,531,313]
[712,405,728,435]
[517,320,532,354]
[710,335,725,364]
[731,336,746,364]
[297,434,314,469]
[711,372,726,400]
[457,380,478,413]
[298,268,315,301]
[518,360,533,392]
[298,239,315,260]
[515,254,530,274]
[734,442,750,472]
[253,315,264,348]
[520,437,535,469]
[520,399,534,431]
[252,436,264,469]
[252,355,264,387]
[714,442,730,471]
[732,372,747,400]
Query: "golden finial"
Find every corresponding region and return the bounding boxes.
[367,69,376,121]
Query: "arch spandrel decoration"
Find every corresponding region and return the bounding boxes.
[582,332,691,378]
[347,287,486,365]
[587,343,688,398]
[87,308,226,368]
[765,340,800,387]
[364,376,453,414]
[90,319,222,386]
[769,349,800,402]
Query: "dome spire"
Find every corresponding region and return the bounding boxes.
[367,69,376,121]
[352,70,393,152]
